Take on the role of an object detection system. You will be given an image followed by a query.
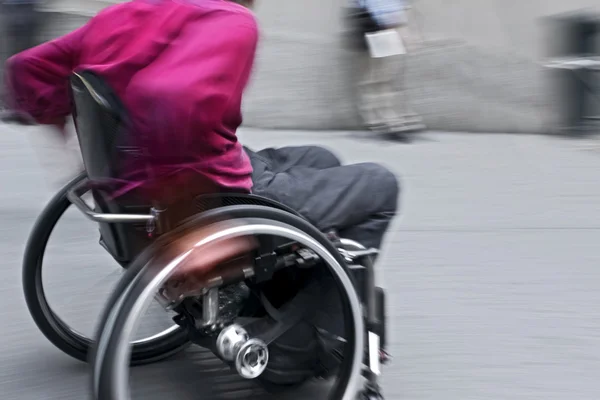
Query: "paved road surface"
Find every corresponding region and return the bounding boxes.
[1,125,600,399]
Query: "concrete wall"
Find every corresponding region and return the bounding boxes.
[244,0,600,133]
[9,0,600,133]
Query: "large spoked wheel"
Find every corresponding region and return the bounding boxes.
[22,172,190,365]
[90,205,365,400]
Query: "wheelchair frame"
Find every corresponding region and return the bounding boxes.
[67,176,388,400]
[59,71,390,400]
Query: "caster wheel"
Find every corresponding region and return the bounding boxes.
[216,324,249,361]
[216,324,269,379]
[235,338,269,379]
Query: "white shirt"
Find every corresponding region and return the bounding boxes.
[350,0,407,28]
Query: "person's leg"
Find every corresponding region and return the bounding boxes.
[355,26,425,138]
[252,162,399,250]
[246,145,344,197]
[382,28,425,132]
[255,145,342,172]
[356,53,386,130]
[376,55,401,128]
[357,52,411,137]
[245,159,400,380]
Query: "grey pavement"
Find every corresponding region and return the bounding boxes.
[1,125,600,399]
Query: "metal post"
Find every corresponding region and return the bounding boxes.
[0,0,42,106]
[545,12,600,136]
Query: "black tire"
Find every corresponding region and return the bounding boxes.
[22,172,190,365]
[91,205,365,400]
[375,287,387,351]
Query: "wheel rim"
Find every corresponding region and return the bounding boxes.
[95,218,365,400]
[34,260,182,348]
[26,175,185,355]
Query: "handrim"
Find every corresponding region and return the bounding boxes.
[23,172,188,363]
[94,218,365,400]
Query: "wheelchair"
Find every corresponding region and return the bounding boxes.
[18,71,391,400]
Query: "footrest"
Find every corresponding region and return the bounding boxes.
[375,287,387,351]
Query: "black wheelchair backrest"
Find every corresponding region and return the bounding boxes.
[68,72,306,266]
[70,71,130,181]
[70,72,151,265]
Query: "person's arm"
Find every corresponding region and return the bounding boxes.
[4,24,87,129]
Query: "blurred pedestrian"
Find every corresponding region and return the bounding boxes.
[1,0,41,107]
[346,0,425,142]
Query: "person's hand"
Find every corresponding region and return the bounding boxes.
[0,109,36,125]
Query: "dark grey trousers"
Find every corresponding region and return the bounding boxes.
[245,145,399,249]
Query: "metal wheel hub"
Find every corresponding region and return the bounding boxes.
[235,338,269,379]
[216,324,249,361]
[216,324,269,379]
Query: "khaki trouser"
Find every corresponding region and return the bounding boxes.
[354,26,422,132]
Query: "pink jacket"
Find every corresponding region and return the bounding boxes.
[5,0,258,196]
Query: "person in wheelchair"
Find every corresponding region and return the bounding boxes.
[4,0,398,397]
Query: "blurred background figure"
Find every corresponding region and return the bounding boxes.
[0,0,41,108]
[346,0,425,142]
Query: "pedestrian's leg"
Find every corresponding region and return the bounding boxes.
[356,51,384,129]
[358,51,408,135]
[375,54,403,131]
[389,27,425,132]
[394,51,412,119]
